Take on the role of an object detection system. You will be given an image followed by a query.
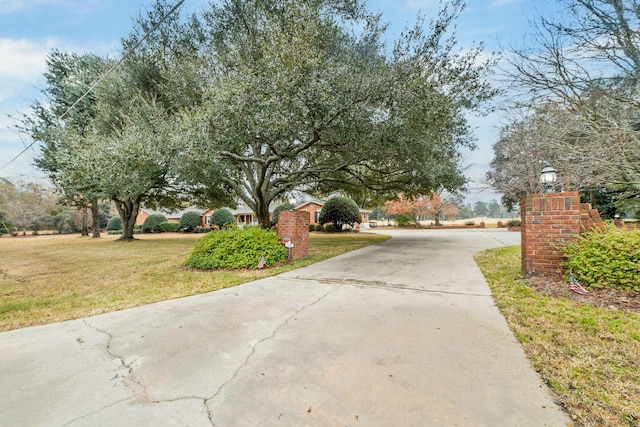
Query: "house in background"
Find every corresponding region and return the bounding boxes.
[136,199,370,228]
[295,200,370,227]
[135,208,208,226]
[201,203,279,227]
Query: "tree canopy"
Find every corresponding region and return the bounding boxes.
[184,0,496,227]
[22,0,496,232]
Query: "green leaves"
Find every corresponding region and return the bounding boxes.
[186,226,287,269]
[563,223,640,291]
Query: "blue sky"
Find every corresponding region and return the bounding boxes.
[0,0,559,203]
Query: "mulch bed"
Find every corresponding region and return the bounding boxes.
[526,277,640,314]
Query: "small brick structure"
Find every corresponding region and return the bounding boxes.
[521,191,603,278]
[276,210,309,260]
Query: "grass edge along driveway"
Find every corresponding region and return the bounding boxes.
[476,245,640,427]
[0,232,390,332]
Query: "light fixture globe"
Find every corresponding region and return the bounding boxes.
[539,161,557,193]
[288,197,296,209]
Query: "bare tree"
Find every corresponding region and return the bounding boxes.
[0,179,55,236]
[492,0,640,207]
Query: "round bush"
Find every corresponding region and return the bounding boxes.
[179,211,202,232]
[210,208,235,228]
[142,213,168,233]
[187,226,287,270]
[562,223,640,291]
[106,216,122,231]
[318,196,361,230]
[271,204,292,226]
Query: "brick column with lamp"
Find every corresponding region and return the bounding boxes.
[276,210,309,260]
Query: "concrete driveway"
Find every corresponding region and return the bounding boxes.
[0,229,570,426]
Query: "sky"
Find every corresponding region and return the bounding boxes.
[0,0,561,204]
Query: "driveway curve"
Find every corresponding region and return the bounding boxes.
[0,229,570,426]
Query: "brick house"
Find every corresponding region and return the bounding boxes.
[135,208,207,226]
[295,200,370,227]
[137,200,371,228]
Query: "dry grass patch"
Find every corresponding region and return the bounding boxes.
[476,246,640,427]
[1,232,389,331]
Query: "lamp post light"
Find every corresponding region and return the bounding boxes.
[539,161,557,193]
[288,197,296,210]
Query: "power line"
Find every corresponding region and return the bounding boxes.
[0,0,186,172]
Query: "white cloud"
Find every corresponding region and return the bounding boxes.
[0,38,55,81]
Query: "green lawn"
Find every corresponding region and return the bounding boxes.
[476,246,640,427]
[0,232,389,331]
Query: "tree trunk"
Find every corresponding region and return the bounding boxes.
[81,208,89,236]
[434,214,441,226]
[113,197,141,241]
[256,200,272,229]
[91,199,101,238]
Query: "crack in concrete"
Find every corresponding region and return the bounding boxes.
[61,397,130,426]
[78,320,216,426]
[82,320,148,398]
[285,276,491,297]
[204,285,340,426]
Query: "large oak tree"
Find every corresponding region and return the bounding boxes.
[185,0,496,228]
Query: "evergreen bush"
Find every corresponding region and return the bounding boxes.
[562,223,640,291]
[210,208,235,228]
[187,226,287,269]
[318,196,361,230]
[106,216,122,231]
[160,221,180,232]
[179,211,202,232]
[142,213,167,233]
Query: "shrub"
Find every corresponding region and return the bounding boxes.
[309,224,316,232]
[315,224,324,232]
[465,221,475,226]
[318,196,361,230]
[562,223,640,291]
[106,216,122,231]
[187,226,287,269]
[107,230,122,235]
[160,221,180,232]
[271,204,292,226]
[142,213,167,233]
[507,219,521,227]
[194,226,214,233]
[324,223,336,232]
[179,211,202,232]
[395,214,416,227]
[210,208,235,228]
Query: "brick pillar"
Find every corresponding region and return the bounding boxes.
[521,191,603,279]
[276,210,309,260]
